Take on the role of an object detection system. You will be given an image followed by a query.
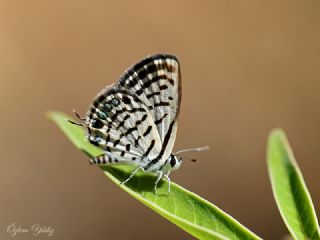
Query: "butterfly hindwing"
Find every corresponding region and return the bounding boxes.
[85,86,162,166]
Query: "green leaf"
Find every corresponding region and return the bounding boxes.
[47,111,262,240]
[267,129,320,240]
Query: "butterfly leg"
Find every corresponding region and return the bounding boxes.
[163,170,171,193]
[153,171,163,193]
[120,165,144,185]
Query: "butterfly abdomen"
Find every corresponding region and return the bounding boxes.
[89,154,119,165]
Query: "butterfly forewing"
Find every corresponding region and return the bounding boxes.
[119,54,181,141]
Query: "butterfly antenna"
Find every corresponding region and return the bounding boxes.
[72,109,86,121]
[66,109,86,126]
[175,145,209,155]
[67,119,85,126]
[179,156,198,163]
[176,146,209,163]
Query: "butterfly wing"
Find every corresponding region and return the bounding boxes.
[118,54,181,167]
[85,54,181,171]
[85,86,162,166]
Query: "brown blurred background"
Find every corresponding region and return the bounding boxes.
[0,0,319,239]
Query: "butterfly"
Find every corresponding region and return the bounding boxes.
[69,53,208,192]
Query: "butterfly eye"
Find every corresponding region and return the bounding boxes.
[103,103,112,111]
[111,98,120,106]
[170,157,176,167]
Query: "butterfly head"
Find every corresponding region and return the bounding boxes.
[169,154,182,171]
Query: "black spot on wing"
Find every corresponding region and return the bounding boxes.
[146,63,156,73]
[92,119,104,129]
[96,94,106,105]
[159,85,168,90]
[122,95,131,104]
[137,68,147,79]
[144,139,155,158]
[113,139,121,147]
[154,101,170,108]
[93,101,99,108]
[89,139,99,147]
[154,113,168,125]
[146,92,161,99]
[126,144,131,151]
[143,126,152,137]
[134,136,141,147]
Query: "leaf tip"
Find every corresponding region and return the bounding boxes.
[269,128,286,140]
[267,128,289,149]
[45,110,59,121]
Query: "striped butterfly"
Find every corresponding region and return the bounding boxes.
[70,53,207,192]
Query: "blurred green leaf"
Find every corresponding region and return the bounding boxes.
[48,111,262,240]
[267,129,320,240]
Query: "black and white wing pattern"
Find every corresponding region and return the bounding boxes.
[119,54,181,142]
[85,54,181,171]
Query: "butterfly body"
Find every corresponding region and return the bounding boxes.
[83,54,182,191]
